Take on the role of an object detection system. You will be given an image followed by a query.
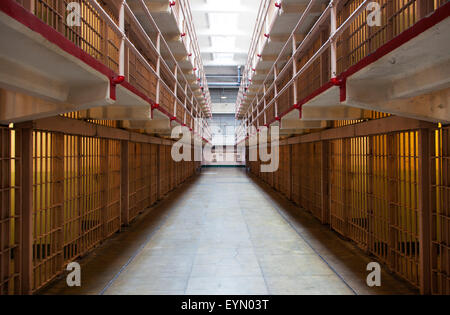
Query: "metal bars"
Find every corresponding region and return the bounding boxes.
[431,125,450,294]
[27,0,211,125]
[0,127,21,295]
[246,116,446,293]
[237,0,446,137]
[0,116,199,294]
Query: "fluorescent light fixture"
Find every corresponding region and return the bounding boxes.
[221,96,227,99]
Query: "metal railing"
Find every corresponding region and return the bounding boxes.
[22,0,212,132]
[235,0,446,143]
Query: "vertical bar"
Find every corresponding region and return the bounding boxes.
[118,1,125,76]
[173,66,178,117]
[292,36,298,106]
[417,0,434,19]
[101,140,109,237]
[156,34,161,106]
[22,0,35,13]
[330,1,337,78]
[53,133,64,276]
[157,144,162,200]
[273,65,278,118]
[19,127,33,295]
[418,128,432,294]
[321,140,329,224]
[120,140,129,227]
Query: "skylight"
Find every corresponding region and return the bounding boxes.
[190,0,260,66]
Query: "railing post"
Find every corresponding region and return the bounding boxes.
[156,34,161,106]
[173,66,178,118]
[292,36,298,106]
[330,0,337,78]
[418,128,432,295]
[274,65,278,118]
[119,0,125,76]
[17,126,33,295]
[120,140,129,227]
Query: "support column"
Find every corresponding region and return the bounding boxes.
[101,140,110,237]
[157,144,162,200]
[17,127,33,295]
[120,140,129,227]
[418,128,432,295]
[288,144,292,200]
[321,140,329,225]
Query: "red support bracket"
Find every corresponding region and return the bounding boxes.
[275,2,281,9]
[169,1,176,7]
[180,32,186,37]
[112,75,125,85]
[151,103,159,110]
[294,103,304,119]
[264,33,270,39]
[330,77,343,86]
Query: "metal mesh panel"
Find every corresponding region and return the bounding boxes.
[34,0,120,70]
[32,131,64,291]
[431,125,450,294]
[369,134,391,264]
[348,137,370,250]
[0,127,21,295]
[329,138,348,236]
[389,131,420,287]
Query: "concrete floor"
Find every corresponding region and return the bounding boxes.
[41,168,417,295]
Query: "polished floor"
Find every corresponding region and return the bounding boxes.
[42,168,417,295]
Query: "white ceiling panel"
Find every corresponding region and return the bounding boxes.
[190,0,261,67]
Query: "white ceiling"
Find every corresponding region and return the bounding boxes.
[190,0,261,67]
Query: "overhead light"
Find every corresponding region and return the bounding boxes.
[221,96,227,99]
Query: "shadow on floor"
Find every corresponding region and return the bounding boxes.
[246,171,418,295]
[39,175,202,295]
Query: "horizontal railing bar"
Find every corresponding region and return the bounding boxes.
[239,0,370,135]
[245,1,332,117]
